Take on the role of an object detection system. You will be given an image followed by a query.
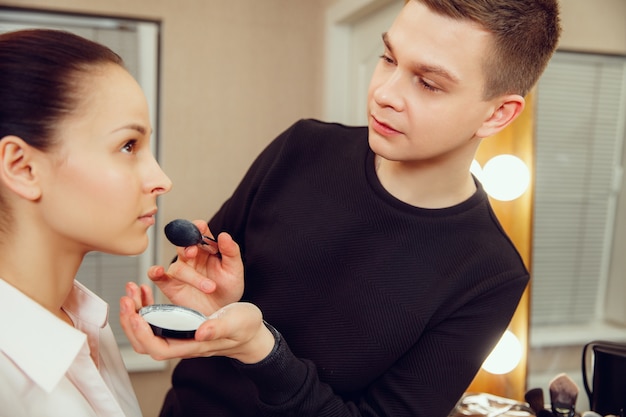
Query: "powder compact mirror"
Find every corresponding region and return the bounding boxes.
[139,304,207,339]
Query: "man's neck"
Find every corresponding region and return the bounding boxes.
[374,154,477,209]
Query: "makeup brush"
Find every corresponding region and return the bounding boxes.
[164,219,217,248]
[525,387,553,416]
[525,387,546,415]
[549,373,579,417]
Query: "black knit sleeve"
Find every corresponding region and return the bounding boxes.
[230,273,528,417]
[207,120,304,245]
[231,322,312,406]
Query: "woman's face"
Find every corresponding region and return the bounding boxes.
[37,63,172,255]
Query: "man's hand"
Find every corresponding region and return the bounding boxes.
[120,300,276,364]
[134,221,245,315]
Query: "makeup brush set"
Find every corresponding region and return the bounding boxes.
[523,339,626,417]
[450,363,624,417]
[524,373,580,417]
[449,374,580,417]
[525,369,624,417]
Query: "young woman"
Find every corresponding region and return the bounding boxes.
[0,29,172,416]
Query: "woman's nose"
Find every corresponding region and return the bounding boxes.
[145,155,172,195]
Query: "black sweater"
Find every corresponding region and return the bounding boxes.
[159,119,529,417]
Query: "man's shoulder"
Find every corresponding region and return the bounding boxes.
[290,118,367,136]
[281,119,369,152]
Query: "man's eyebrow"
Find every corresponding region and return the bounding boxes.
[381,32,460,85]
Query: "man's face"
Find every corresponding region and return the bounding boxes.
[367,1,501,165]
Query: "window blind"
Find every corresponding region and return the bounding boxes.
[532,51,626,327]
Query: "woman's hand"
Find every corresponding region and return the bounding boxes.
[119,300,276,364]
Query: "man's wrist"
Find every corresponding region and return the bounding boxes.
[234,320,279,364]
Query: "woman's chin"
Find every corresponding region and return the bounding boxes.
[103,237,149,256]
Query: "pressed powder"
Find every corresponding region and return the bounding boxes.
[139,304,206,339]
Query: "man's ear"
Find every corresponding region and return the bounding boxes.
[476,94,525,139]
[0,135,42,201]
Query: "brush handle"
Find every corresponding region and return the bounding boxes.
[552,405,575,417]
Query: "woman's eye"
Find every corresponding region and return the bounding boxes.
[121,140,138,154]
[379,54,395,65]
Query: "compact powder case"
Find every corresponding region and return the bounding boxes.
[139,304,207,339]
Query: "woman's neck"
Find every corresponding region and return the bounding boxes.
[0,227,83,325]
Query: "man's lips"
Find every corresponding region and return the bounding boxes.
[371,115,401,135]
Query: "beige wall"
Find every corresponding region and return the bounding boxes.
[558,0,626,55]
[0,0,623,415]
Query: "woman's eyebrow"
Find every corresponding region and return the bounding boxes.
[112,123,150,136]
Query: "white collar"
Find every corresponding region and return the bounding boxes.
[0,279,108,393]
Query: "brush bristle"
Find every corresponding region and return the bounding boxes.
[549,373,579,417]
[164,219,203,247]
[524,387,545,414]
[549,373,579,402]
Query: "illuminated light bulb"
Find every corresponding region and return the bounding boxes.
[481,330,523,375]
[481,154,530,201]
[470,159,483,181]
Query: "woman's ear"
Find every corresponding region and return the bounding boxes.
[476,94,525,139]
[0,135,42,201]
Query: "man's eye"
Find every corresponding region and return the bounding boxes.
[379,54,395,65]
[419,79,440,92]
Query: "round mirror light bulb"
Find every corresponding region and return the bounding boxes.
[481,330,523,375]
[481,154,530,201]
[470,159,483,181]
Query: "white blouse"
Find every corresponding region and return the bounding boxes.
[0,278,142,417]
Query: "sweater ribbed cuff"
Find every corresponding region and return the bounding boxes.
[232,322,308,405]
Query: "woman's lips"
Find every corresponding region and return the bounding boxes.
[138,209,157,226]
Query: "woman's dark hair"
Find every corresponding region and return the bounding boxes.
[0,29,123,150]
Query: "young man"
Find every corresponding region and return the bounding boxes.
[121,1,561,416]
